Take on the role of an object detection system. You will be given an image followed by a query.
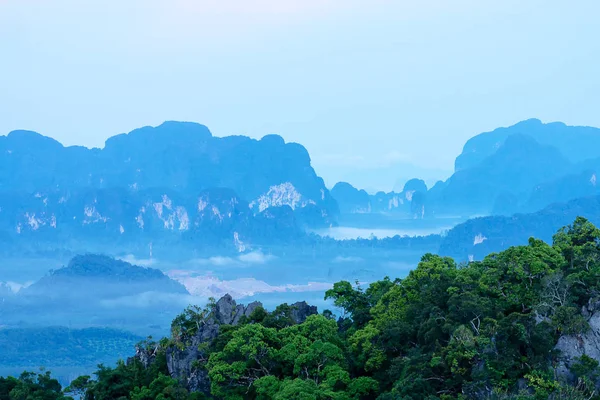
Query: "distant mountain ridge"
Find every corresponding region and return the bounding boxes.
[455,118,600,171]
[422,119,600,217]
[0,121,337,217]
[5,118,600,256]
[0,121,338,252]
[330,119,600,244]
[330,179,427,218]
[21,254,189,299]
[428,133,572,215]
[1,255,191,337]
[439,195,600,261]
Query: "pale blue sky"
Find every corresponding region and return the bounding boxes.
[1,0,599,190]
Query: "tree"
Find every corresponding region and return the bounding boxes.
[14,217,600,400]
[171,298,216,344]
[64,375,91,399]
[130,374,188,400]
[5,371,70,400]
[207,324,280,398]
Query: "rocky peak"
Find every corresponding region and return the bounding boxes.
[129,343,159,369]
[402,178,427,194]
[166,294,267,393]
[214,293,264,325]
[582,297,600,318]
[164,294,317,395]
[4,130,64,151]
[290,301,318,324]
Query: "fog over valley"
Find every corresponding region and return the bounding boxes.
[5,119,600,391]
[3,2,600,397]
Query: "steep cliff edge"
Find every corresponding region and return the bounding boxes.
[0,122,338,251]
[555,298,600,385]
[131,294,317,395]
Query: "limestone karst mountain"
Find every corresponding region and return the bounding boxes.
[0,122,339,254]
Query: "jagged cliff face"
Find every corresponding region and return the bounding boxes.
[149,294,317,395]
[0,123,335,210]
[0,187,310,253]
[0,122,339,251]
[555,298,600,384]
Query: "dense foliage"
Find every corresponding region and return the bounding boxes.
[0,371,70,400]
[6,217,600,399]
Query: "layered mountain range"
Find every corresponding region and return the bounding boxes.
[326,119,600,261]
[5,118,600,261]
[429,119,600,216]
[331,119,600,219]
[439,195,600,261]
[330,178,427,217]
[0,122,338,254]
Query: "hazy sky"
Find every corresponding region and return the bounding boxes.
[1,0,599,189]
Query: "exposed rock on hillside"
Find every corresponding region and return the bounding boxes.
[288,301,318,324]
[0,122,338,253]
[555,298,600,384]
[0,123,336,214]
[160,294,318,394]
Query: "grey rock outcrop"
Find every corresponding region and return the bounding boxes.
[132,293,319,395]
[165,294,273,395]
[290,301,318,324]
[554,298,600,385]
[166,318,220,394]
[127,341,161,369]
[214,294,263,325]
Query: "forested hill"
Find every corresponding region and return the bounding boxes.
[8,217,600,399]
[439,194,600,261]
